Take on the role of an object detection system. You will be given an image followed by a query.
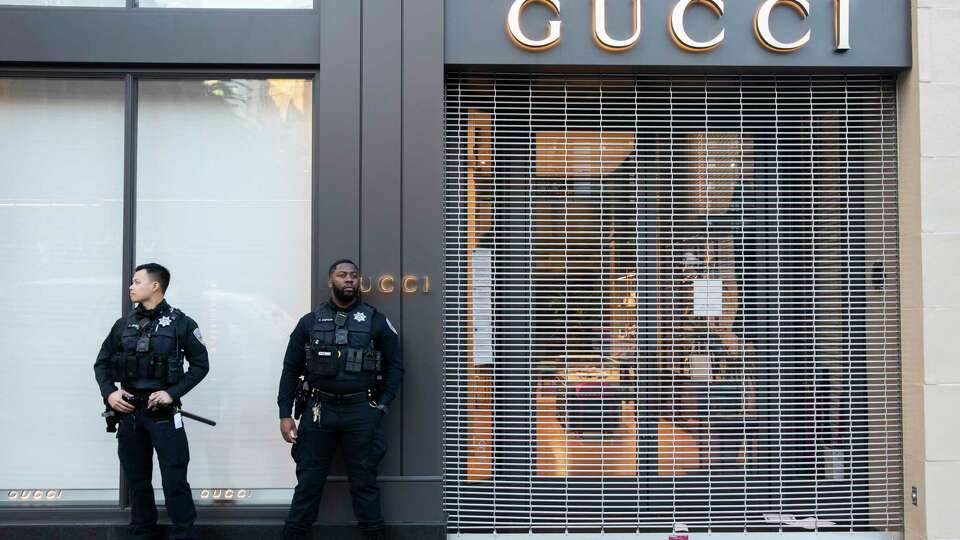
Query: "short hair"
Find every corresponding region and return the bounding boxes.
[328,259,359,276]
[135,263,171,293]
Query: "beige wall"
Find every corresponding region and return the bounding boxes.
[904,1,960,539]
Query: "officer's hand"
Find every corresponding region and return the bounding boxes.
[148,390,173,409]
[280,417,298,443]
[108,389,135,413]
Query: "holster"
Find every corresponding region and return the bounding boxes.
[102,407,120,433]
[293,378,308,420]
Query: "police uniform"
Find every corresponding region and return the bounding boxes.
[277,299,403,540]
[93,300,209,540]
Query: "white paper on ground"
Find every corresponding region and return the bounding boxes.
[763,513,836,530]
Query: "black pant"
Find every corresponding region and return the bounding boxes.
[117,410,198,539]
[283,399,387,539]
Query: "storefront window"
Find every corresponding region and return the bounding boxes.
[135,0,311,8]
[445,74,901,532]
[0,0,124,6]
[136,79,312,503]
[0,78,125,504]
[0,0,308,6]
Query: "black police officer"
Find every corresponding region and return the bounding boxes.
[278,259,403,540]
[93,263,210,540]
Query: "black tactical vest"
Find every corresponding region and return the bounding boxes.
[304,302,382,388]
[111,304,184,390]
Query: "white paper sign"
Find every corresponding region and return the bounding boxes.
[472,248,494,366]
[688,354,711,381]
[693,279,724,316]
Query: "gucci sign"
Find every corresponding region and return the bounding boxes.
[8,489,63,501]
[507,0,851,53]
[360,275,432,295]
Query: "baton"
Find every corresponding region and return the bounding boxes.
[178,409,217,427]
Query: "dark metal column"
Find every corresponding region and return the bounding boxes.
[119,72,138,509]
[361,0,404,476]
[400,0,445,521]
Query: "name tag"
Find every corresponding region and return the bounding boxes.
[317,351,332,357]
[174,413,183,430]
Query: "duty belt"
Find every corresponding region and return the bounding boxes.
[122,390,161,408]
[309,389,373,405]
[116,391,177,418]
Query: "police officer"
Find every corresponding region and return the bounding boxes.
[93,263,210,540]
[278,259,403,540]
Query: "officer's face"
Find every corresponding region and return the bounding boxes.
[329,263,359,303]
[129,269,160,303]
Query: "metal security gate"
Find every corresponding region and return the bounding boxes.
[443,74,901,535]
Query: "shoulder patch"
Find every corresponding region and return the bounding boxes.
[192,327,205,346]
[385,317,398,335]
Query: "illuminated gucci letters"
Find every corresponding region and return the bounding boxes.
[506,0,562,51]
[593,0,642,51]
[671,0,725,52]
[359,275,431,295]
[755,0,811,52]
[835,0,850,50]
[506,0,854,53]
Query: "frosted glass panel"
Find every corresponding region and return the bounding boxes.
[0,79,124,496]
[137,0,310,8]
[136,79,312,489]
[0,0,123,5]
[0,0,306,5]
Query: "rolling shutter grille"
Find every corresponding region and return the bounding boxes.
[443,74,901,534]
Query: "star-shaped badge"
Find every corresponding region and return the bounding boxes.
[158,316,172,327]
[353,312,367,323]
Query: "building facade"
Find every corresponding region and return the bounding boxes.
[0,0,953,539]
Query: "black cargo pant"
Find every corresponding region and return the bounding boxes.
[283,399,387,539]
[117,410,198,540]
